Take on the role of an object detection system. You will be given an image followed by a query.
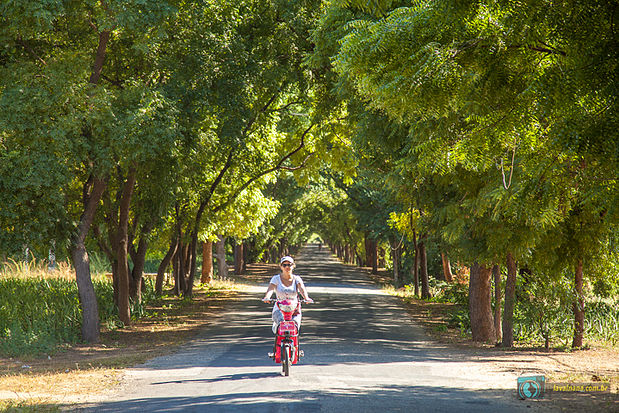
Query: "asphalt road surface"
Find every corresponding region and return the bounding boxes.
[83,245,557,412]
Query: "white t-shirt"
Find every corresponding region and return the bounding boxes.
[269,274,305,300]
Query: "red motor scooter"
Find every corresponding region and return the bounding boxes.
[266,298,310,376]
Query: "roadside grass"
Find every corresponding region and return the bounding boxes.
[0,267,244,409]
[0,259,116,358]
[383,280,619,351]
[0,400,62,412]
[384,285,472,344]
[382,280,619,397]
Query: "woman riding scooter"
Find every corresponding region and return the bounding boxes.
[262,256,313,333]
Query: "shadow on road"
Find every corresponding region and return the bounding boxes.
[79,244,564,413]
[134,244,496,371]
[77,383,548,413]
[152,371,279,386]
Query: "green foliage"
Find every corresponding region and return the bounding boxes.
[311,0,618,347]
[514,274,619,347]
[0,0,180,260]
[427,280,468,306]
[0,276,79,356]
[514,275,574,347]
[1,0,616,350]
[585,301,619,346]
[247,173,347,260]
[447,306,470,335]
[89,251,112,275]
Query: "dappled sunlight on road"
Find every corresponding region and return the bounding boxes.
[308,283,386,295]
[81,244,556,413]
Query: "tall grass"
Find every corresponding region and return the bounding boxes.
[391,279,619,348]
[0,258,153,357]
[585,300,619,346]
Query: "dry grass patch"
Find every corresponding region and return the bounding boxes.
[0,399,62,412]
[0,368,121,399]
[375,267,619,412]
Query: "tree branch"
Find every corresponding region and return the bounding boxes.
[89,29,111,85]
[507,44,566,56]
[212,124,315,214]
[279,152,314,170]
[193,148,236,232]
[101,74,123,88]
[266,100,303,113]
[75,176,108,244]
[16,37,47,65]
[208,149,235,201]
[243,91,281,136]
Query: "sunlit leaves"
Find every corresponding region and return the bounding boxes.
[313,0,618,274]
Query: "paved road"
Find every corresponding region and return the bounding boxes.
[83,245,556,412]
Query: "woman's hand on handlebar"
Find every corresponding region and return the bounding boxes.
[303,298,314,304]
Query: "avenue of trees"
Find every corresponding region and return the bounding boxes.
[309,0,618,348]
[1,0,617,350]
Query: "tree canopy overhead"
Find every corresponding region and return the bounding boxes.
[1,0,616,349]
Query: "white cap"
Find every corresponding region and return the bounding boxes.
[280,256,295,265]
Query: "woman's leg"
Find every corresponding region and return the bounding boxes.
[272,306,284,334]
[293,312,302,330]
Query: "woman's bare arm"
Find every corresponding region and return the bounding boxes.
[262,283,277,301]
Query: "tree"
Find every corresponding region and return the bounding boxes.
[147,0,333,297]
[0,0,177,340]
[313,0,617,345]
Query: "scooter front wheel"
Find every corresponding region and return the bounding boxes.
[282,344,291,376]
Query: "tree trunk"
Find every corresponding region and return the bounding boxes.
[215,234,228,278]
[242,241,249,272]
[92,222,115,303]
[469,262,497,343]
[156,238,177,295]
[95,190,120,306]
[371,239,378,274]
[201,241,213,284]
[378,247,385,268]
[129,235,148,303]
[179,242,189,294]
[234,241,244,275]
[116,166,137,326]
[364,234,373,267]
[492,264,502,342]
[70,25,111,343]
[270,247,277,263]
[71,176,107,343]
[502,253,517,347]
[412,230,419,297]
[391,238,400,287]
[441,252,454,283]
[111,260,119,306]
[172,248,181,296]
[572,259,585,348]
[72,244,101,343]
[419,241,430,299]
[184,234,198,296]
